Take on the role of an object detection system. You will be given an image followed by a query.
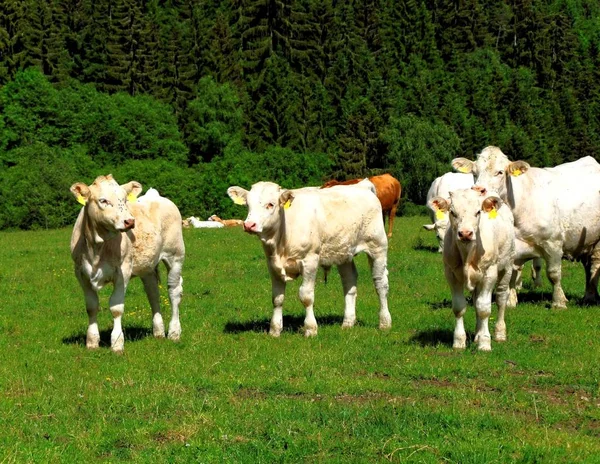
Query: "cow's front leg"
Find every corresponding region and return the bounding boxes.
[300,257,319,337]
[582,246,600,305]
[474,284,493,351]
[109,274,128,353]
[81,279,100,349]
[337,261,358,328]
[269,272,286,337]
[445,267,467,349]
[494,266,512,342]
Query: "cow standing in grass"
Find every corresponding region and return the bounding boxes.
[453,147,600,308]
[70,175,185,353]
[435,189,515,351]
[227,181,391,337]
[321,174,401,238]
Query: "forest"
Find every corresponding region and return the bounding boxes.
[0,0,599,229]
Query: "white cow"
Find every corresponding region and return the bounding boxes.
[70,175,185,353]
[436,188,515,351]
[227,181,391,337]
[453,147,600,308]
[423,172,475,252]
[185,216,224,229]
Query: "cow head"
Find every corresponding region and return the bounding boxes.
[71,175,142,239]
[451,146,530,197]
[442,188,503,244]
[227,182,294,235]
[424,197,451,252]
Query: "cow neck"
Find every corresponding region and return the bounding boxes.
[80,206,118,252]
[504,172,532,217]
[258,210,287,258]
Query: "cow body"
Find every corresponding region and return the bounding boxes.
[70,176,185,353]
[439,189,515,351]
[184,216,224,229]
[322,174,401,237]
[227,181,391,336]
[423,172,474,252]
[453,147,600,308]
[208,215,244,227]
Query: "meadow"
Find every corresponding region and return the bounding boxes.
[1,216,599,463]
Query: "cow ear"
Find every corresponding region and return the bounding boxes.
[70,183,90,206]
[507,161,530,177]
[227,186,248,206]
[121,181,143,202]
[429,196,450,213]
[482,196,502,213]
[423,224,436,231]
[452,158,474,174]
[279,190,295,209]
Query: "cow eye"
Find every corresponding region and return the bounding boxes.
[496,170,504,176]
[98,198,111,207]
[266,202,274,210]
[476,210,481,217]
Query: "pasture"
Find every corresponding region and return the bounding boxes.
[1,216,599,463]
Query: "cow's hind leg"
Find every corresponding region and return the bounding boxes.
[337,261,358,328]
[582,245,600,305]
[387,202,398,238]
[141,268,165,338]
[368,253,391,329]
[545,251,568,309]
[163,256,184,341]
[300,256,319,337]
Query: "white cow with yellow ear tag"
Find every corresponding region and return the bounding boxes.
[439,188,515,351]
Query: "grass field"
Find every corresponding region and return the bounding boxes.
[1,216,600,463]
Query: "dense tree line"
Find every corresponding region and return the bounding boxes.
[1,0,599,229]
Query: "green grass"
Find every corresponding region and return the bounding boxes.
[1,216,600,463]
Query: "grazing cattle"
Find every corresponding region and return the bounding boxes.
[437,188,515,351]
[453,147,600,308]
[70,175,185,353]
[227,181,391,337]
[184,216,224,229]
[423,172,474,252]
[208,215,244,227]
[322,174,401,238]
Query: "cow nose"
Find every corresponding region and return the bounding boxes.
[124,218,135,230]
[243,221,256,233]
[472,185,487,196]
[458,229,473,241]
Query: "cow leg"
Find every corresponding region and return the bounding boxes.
[544,251,568,309]
[81,279,100,349]
[269,272,286,337]
[141,270,165,338]
[582,246,600,305]
[337,261,358,328]
[387,204,398,238]
[445,267,467,349]
[368,253,391,329]
[474,282,493,351]
[165,258,184,341]
[532,257,544,288]
[300,257,319,337]
[494,267,512,342]
[109,275,128,353]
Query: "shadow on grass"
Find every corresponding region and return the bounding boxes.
[62,325,153,347]
[412,243,440,253]
[409,328,457,347]
[224,314,346,334]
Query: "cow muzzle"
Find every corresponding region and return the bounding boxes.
[243,221,258,233]
[458,229,474,242]
[123,218,135,230]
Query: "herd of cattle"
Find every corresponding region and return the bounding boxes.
[69,146,600,353]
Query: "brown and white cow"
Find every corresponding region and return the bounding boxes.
[321,173,401,238]
[453,147,600,308]
[70,175,185,353]
[227,181,391,337]
[208,215,244,227]
[437,188,515,351]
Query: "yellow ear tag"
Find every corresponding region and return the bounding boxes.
[457,166,470,173]
[488,208,497,219]
[284,199,292,210]
[127,193,137,203]
[76,194,87,206]
[233,197,246,205]
[435,210,446,221]
[511,169,522,177]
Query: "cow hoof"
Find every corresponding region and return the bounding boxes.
[551,302,567,310]
[153,330,166,338]
[453,335,467,350]
[387,233,393,238]
[269,328,282,337]
[494,332,507,342]
[341,319,356,329]
[167,330,181,342]
[478,344,492,352]
[304,327,318,337]
[86,333,100,349]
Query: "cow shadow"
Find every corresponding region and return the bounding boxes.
[409,328,460,347]
[224,314,346,334]
[413,243,440,253]
[62,325,153,347]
